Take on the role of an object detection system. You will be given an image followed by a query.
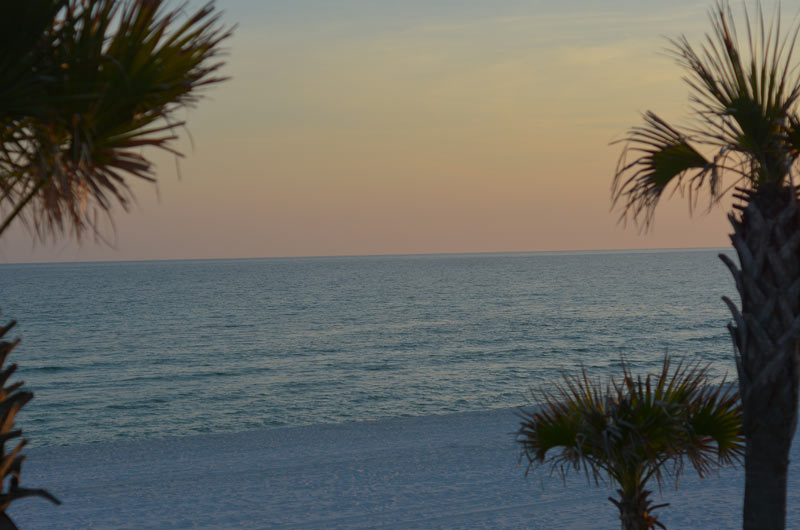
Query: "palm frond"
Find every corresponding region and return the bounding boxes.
[0,0,234,241]
[518,367,610,482]
[613,0,800,228]
[518,355,743,508]
[668,1,800,186]
[613,112,711,227]
[0,0,67,119]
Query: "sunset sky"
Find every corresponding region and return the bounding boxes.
[1,0,747,263]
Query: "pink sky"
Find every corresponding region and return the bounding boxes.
[1,0,739,263]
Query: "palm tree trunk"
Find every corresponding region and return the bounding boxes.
[618,504,649,530]
[720,186,800,530]
[610,488,662,530]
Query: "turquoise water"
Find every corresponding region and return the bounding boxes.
[0,249,738,447]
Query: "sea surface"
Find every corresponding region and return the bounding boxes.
[0,249,739,447]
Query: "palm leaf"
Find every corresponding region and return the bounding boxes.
[518,355,743,525]
[613,112,711,227]
[0,1,67,119]
[0,0,234,241]
[613,0,800,228]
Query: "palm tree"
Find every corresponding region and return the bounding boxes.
[0,0,233,241]
[0,1,232,524]
[612,3,800,528]
[518,357,743,530]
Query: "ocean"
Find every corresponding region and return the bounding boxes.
[0,249,739,447]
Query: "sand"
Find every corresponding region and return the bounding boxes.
[9,407,800,529]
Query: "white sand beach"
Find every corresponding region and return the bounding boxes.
[10,407,800,529]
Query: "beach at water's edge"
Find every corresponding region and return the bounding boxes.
[11,406,800,529]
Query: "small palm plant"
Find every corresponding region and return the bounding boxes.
[518,356,743,530]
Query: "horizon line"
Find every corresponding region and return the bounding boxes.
[0,245,732,267]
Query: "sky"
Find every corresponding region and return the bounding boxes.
[0,0,752,263]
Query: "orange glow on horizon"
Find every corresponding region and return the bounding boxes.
[1,1,744,263]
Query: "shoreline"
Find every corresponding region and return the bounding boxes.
[11,407,800,529]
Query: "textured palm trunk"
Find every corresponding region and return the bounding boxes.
[610,487,664,530]
[720,186,800,530]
